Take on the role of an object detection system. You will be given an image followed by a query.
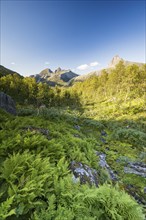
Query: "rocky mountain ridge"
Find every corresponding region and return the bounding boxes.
[73,55,144,83]
[30,67,79,86]
[0,55,144,86]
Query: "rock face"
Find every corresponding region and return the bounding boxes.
[55,67,62,73]
[108,55,123,68]
[39,68,53,77]
[70,161,98,186]
[60,71,78,82]
[73,55,144,83]
[30,68,79,86]
[0,92,16,115]
[96,152,118,181]
[124,161,146,178]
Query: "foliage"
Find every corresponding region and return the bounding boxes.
[0,62,146,219]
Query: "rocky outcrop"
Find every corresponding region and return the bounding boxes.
[60,71,78,82]
[70,161,98,186]
[30,68,79,86]
[108,55,123,68]
[73,55,144,83]
[0,92,16,115]
[124,161,146,178]
[39,68,53,77]
[55,67,62,73]
[96,152,118,181]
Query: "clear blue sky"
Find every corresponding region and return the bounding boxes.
[1,0,145,76]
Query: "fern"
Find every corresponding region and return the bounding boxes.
[0,196,15,219]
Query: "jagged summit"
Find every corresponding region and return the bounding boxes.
[108,55,124,68]
[73,55,144,83]
[30,67,79,86]
[39,68,53,77]
[55,67,62,73]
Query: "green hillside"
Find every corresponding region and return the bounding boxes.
[0,62,146,219]
[0,65,21,78]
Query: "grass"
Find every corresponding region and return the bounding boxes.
[0,95,146,219]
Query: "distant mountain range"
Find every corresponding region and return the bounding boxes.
[73,55,144,82]
[0,55,144,86]
[30,67,79,86]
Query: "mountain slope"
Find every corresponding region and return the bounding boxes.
[0,60,145,219]
[73,55,144,83]
[30,67,79,86]
[0,65,22,78]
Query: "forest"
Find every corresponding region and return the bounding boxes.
[0,61,146,219]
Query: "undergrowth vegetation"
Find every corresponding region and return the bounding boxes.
[0,62,146,219]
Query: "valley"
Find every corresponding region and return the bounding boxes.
[0,59,146,219]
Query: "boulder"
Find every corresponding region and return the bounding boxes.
[0,92,16,115]
[101,130,107,136]
[96,152,118,181]
[70,161,98,186]
[124,161,146,178]
[74,125,81,130]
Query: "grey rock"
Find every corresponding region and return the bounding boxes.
[100,137,107,144]
[124,161,146,178]
[74,125,81,130]
[39,68,53,77]
[108,55,123,68]
[31,68,79,86]
[55,67,62,73]
[47,81,57,87]
[101,130,107,136]
[73,134,81,138]
[70,161,98,186]
[60,71,78,82]
[0,92,16,115]
[96,152,118,181]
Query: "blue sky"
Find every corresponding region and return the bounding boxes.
[1,0,145,76]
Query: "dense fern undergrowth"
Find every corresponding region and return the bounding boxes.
[0,62,146,219]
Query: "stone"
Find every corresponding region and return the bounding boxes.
[108,55,123,68]
[70,161,98,186]
[0,92,16,115]
[96,151,118,181]
[100,137,107,144]
[101,130,107,136]
[124,161,146,178]
[55,67,62,73]
[73,134,81,138]
[74,125,81,130]
[60,71,78,82]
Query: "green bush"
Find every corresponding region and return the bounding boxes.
[111,128,146,148]
[31,184,144,220]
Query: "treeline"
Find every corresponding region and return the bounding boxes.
[70,62,146,103]
[0,74,81,108]
[0,62,145,108]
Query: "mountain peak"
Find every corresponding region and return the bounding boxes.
[39,68,53,77]
[108,55,123,68]
[55,67,62,73]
